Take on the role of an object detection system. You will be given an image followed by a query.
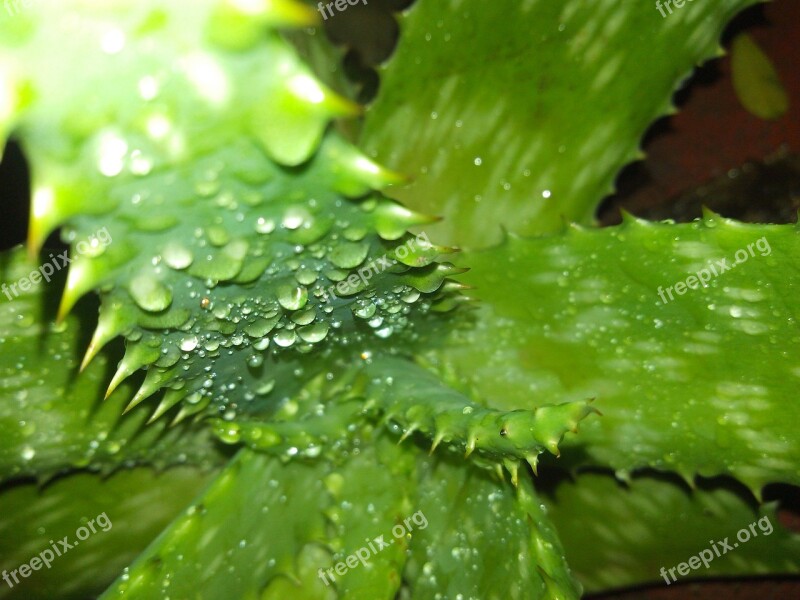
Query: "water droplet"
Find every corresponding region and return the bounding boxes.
[129,274,173,312]
[245,316,279,338]
[256,380,275,396]
[217,423,241,444]
[282,207,309,230]
[273,329,297,347]
[163,242,194,270]
[353,301,377,319]
[375,325,394,338]
[277,284,308,310]
[329,242,369,269]
[291,308,317,325]
[256,217,275,234]
[297,322,329,343]
[180,336,198,352]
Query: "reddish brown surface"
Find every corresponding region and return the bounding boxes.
[600,0,800,222]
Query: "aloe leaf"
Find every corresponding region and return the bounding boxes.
[405,455,581,600]
[0,466,215,600]
[99,448,334,599]
[544,472,800,592]
[100,436,414,599]
[424,217,800,493]
[359,0,757,248]
[317,435,417,599]
[0,247,229,482]
[101,433,581,599]
[362,356,597,482]
[0,0,463,423]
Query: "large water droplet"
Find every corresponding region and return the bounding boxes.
[273,329,297,347]
[277,284,308,310]
[163,242,194,270]
[291,308,316,325]
[129,274,173,311]
[353,301,377,319]
[298,322,330,343]
[244,316,279,338]
[329,242,369,269]
[255,217,276,234]
[180,336,198,352]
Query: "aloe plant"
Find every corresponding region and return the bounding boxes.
[0,0,798,598]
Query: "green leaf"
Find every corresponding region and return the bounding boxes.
[100,448,335,599]
[360,0,757,247]
[0,466,216,600]
[405,455,581,600]
[424,217,800,493]
[315,434,417,599]
[731,33,789,121]
[0,247,229,482]
[1,0,462,422]
[544,472,800,592]
[362,356,597,482]
[101,436,415,599]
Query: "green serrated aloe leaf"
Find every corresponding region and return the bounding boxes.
[318,435,417,599]
[0,466,216,600]
[362,356,597,483]
[360,0,757,248]
[544,472,800,592]
[99,448,334,599]
[405,455,581,600]
[0,247,229,482]
[0,0,463,423]
[101,434,414,600]
[424,217,800,494]
[101,439,581,599]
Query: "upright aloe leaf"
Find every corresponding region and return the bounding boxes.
[406,455,581,600]
[99,447,349,599]
[425,216,800,494]
[360,0,757,247]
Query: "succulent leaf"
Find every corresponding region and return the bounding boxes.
[0,0,463,423]
[546,472,800,592]
[362,357,597,482]
[0,247,229,482]
[99,448,335,598]
[425,217,800,494]
[0,466,216,600]
[405,453,581,600]
[360,0,758,248]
